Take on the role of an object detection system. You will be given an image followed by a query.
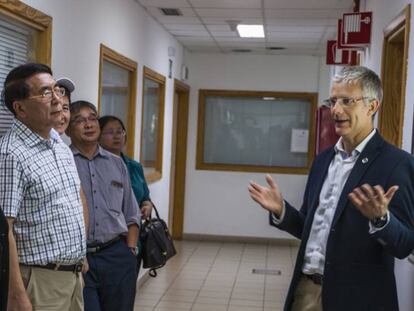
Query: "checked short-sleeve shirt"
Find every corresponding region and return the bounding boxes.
[0,119,86,265]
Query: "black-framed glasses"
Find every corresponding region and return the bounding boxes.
[27,86,66,101]
[323,96,373,108]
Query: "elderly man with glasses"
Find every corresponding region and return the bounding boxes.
[66,100,140,311]
[249,66,414,311]
[0,63,87,311]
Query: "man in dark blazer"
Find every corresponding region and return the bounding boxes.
[249,66,414,311]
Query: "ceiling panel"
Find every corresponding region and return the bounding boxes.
[146,6,196,17]
[266,25,327,32]
[189,0,262,9]
[176,36,216,43]
[137,0,191,8]
[195,8,263,19]
[170,29,210,36]
[209,31,238,38]
[266,32,322,39]
[263,0,353,10]
[164,23,205,30]
[265,9,345,19]
[201,17,264,25]
[267,37,320,44]
[265,18,337,27]
[135,0,354,56]
[154,16,201,24]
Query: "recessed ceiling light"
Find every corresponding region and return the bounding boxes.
[237,24,265,38]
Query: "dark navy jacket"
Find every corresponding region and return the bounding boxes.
[272,132,414,311]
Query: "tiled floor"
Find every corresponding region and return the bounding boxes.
[134,240,298,311]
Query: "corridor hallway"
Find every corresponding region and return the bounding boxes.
[134,240,298,311]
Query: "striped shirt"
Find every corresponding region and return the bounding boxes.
[0,119,86,265]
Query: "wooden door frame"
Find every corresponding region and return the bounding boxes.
[378,4,410,147]
[169,79,190,239]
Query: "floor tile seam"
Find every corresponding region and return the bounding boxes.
[188,241,224,310]
[262,242,269,311]
[152,242,201,309]
[225,242,247,311]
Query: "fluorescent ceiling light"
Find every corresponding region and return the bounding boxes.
[237,24,264,38]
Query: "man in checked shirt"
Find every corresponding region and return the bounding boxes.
[0,63,88,311]
[66,100,140,311]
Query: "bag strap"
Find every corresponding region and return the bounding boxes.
[150,201,161,220]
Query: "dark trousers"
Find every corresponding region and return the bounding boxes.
[84,239,137,311]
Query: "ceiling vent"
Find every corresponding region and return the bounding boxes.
[159,8,182,16]
[232,49,252,53]
[266,46,286,50]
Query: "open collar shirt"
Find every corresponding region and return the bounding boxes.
[302,129,376,275]
[71,145,140,245]
[0,119,86,265]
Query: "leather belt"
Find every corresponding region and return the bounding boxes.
[29,262,83,273]
[303,273,323,285]
[87,236,121,253]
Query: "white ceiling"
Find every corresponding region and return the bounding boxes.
[136,0,354,55]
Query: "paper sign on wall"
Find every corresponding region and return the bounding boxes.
[290,129,309,153]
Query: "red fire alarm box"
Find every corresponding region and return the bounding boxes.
[326,40,358,65]
[315,106,339,155]
[337,12,372,48]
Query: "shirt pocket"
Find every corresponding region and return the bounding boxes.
[106,180,124,215]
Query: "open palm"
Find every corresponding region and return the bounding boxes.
[248,174,284,216]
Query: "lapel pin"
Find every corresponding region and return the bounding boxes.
[362,157,368,164]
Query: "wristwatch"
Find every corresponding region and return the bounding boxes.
[129,246,139,256]
[371,213,388,228]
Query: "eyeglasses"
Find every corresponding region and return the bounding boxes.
[27,86,66,101]
[323,96,373,108]
[101,130,126,137]
[70,115,98,126]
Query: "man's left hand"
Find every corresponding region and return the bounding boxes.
[82,257,89,274]
[348,184,399,220]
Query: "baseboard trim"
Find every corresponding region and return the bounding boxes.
[182,233,300,247]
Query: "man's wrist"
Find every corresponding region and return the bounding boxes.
[129,246,138,256]
[371,212,389,228]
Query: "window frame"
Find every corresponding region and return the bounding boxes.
[196,89,318,174]
[0,1,52,66]
[98,44,138,158]
[140,66,166,183]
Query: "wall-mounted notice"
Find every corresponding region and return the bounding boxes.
[290,128,309,153]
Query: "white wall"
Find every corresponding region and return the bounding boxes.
[22,0,185,223]
[184,53,329,239]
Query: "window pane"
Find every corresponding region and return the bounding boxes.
[0,16,34,137]
[141,78,160,174]
[101,60,129,127]
[203,96,311,168]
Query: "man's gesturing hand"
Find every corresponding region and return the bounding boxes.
[348,184,399,220]
[248,174,284,217]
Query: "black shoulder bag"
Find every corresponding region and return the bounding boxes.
[140,204,176,277]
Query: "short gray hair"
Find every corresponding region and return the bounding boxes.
[333,66,383,103]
